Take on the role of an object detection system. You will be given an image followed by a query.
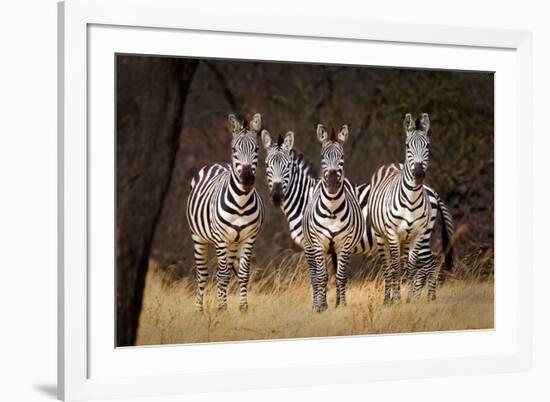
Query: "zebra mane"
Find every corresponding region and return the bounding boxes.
[328,127,338,141]
[415,117,421,130]
[277,134,284,147]
[291,148,317,178]
[241,114,251,130]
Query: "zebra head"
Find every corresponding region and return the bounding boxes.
[404,113,430,185]
[317,124,348,196]
[261,130,294,207]
[228,113,262,192]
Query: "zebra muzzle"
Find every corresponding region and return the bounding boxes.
[326,169,340,194]
[413,163,426,183]
[270,182,283,206]
[240,165,255,189]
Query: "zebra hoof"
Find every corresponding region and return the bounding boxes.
[313,304,327,313]
[239,303,249,312]
[217,304,228,312]
[335,300,347,308]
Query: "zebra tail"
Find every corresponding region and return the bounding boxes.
[437,198,454,283]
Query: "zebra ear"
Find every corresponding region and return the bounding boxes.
[283,131,294,150]
[261,129,272,150]
[337,125,349,144]
[403,113,415,136]
[249,113,262,133]
[316,124,328,143]
[419,113,430,133]
[228,114,241,137]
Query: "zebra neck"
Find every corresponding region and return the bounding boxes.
[400,164,424,202]
[281,153,316,216]
[228,169,254,203]
[320,183,345,212]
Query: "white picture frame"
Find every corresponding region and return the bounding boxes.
[58,0,533,400]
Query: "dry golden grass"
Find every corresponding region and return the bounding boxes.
[136,257,493,346]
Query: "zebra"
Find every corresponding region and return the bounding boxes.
[186,113,264,311]
[302,124,365,312]
[367,113,454,303]
[260,130,319,248]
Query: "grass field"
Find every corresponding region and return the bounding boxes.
[136,255,494,346]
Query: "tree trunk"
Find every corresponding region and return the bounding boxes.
[116,56,197,346]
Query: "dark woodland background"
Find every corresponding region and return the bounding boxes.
[116,55,493,346]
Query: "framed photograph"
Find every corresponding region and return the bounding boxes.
[58,0,533,400]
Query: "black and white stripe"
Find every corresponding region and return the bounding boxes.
[367,113,454,303]
[302,125,365,312]
[186,113,264,311]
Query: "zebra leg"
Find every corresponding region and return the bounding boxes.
[414,268,427,294]
[335,250,350,307]
[304,245,319,310]
[192,236,208,311]
[215,244,231,310]
[406,248,419,303]
[377,241,392,305]
[388,236,402,303]
[419,236,437,301]
[314,250,328,312]
[237,238,255,311]
[423,253,437,301]
[413,237,435,300]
